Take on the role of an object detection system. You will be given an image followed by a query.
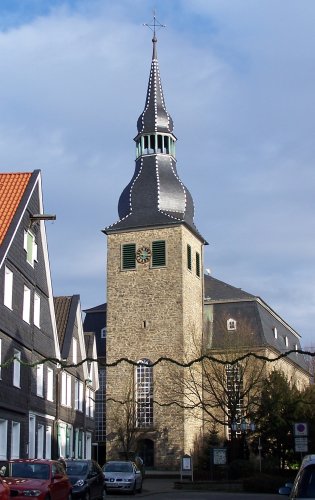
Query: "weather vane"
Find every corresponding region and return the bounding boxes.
[143,10,166,40]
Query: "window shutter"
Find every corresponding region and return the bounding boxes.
[196,252,200,277]
[152,240,166,267]
[122,244,136,269]
[187,244,192,270]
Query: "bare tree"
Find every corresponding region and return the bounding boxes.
[107,381,144,460]
[163,317,267,438]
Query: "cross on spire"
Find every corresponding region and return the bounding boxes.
[143,11,165,42]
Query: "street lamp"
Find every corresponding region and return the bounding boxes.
[230,418,255,460]
[241,419,256,433]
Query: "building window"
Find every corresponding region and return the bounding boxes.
[36,363,44,397]
[152,240,166,267]
[75,380,83,411]
[13,349,21,388]
[285,336,289,347]
[101,328,106,339]
[122,243,136,270]
[136,359,153,428]
[29,415,35,458]
[226,364,243,438]
[85,387,94,418]
[24,230,37,266]
[273,327,278,339]
[75,428,84,459]
[73,338,77,365]
[187,244,192,271]
[37,424,44,458]
[47,368,53,401]
[4,267,13,309]
[61,372,72,407]
[34,293,40,328]
[46,426,52,459]
[86,433,92,460]
[227,319,237,331]
[57,423,72,459]
[95,368,106,442]
[11,422,20,459]
[23,285,31,323]
[0,419,8,459]
[196,251,200,277]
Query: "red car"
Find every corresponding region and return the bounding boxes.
[3,459,72,500]
[0,477,9,500]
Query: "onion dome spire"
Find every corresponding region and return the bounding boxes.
[104,19,206,244]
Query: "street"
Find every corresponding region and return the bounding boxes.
[105,478,281,499]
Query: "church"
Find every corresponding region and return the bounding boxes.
[101,30,310,469]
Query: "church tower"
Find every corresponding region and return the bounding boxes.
[104,29,206,469]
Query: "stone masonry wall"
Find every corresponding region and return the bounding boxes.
[106,225,204,469]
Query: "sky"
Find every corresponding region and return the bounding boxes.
[0,0,314,347]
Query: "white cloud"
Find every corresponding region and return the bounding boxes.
[0,0,314,345]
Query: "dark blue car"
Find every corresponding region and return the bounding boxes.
[64,459,105,500]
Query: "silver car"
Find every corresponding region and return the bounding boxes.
[102,461,142,495]
[279,455,315,498]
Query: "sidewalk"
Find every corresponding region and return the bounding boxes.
[141,477,176,496]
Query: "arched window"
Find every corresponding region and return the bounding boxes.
[227,318,237,331]
[136,359,153,428]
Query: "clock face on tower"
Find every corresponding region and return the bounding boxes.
[136,246,151,264]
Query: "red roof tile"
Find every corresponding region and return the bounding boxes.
[0,172,32,246]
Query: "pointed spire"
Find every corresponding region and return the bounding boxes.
[137,23,173,134]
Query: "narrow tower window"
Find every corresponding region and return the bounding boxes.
[196,251,200,277]
[136,359,153,428]
[164,136,169,154]
[187,244,192,271]
[157,135,163,153]
[149,135,155,153]
[144,135,149,154]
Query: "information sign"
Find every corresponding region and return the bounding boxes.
[213,448,227,465]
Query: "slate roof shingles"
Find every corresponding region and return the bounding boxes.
[53,296,72,347]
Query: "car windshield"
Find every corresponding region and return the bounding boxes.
[104,462,133,473]
[66,463,88,476]
[11,463,50,480]
[295,464,315,497]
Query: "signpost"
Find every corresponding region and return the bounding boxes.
[213,448,227,465]
[294,422,308,454]
[180,454,193,481]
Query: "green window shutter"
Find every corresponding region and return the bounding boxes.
[196,251,200,277]
[122,244,136,269]
[187,244,192,270]
[152,240,166,267]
